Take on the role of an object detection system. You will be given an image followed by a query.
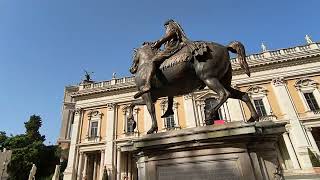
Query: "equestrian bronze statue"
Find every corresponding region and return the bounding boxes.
[127,20,259,134]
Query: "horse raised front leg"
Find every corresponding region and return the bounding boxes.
[142,93,158,134]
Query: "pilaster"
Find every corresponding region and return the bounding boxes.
[271,77,313,169]
[283,125,301,169]
[105,103,116,179]
[100,150,105,180]
[183,94,197,128]
[63,108,82,180]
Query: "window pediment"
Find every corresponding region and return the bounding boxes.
[295,79,318,91]
[246,86,268,96]
[88,110,103,119]
[194,91,218,101]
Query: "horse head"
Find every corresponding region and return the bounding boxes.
[129,42,156,74]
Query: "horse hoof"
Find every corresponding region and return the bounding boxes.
[161,109,174,118]
[247,117,258,123]
[147,126,158,134]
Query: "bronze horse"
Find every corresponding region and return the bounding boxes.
[128,41,259,134]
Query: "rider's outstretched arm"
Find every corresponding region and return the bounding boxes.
[153,30,176,49]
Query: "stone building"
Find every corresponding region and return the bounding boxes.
[59,40,320,180]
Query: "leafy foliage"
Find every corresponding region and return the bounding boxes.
[24,115,46,142]
[0,131,7,150]
[1,115,60,180]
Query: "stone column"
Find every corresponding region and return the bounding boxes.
[64,108,82,180]
[77,152,84,179]
[100,150,105,180]
[183,94,197,128]
[173,101,180,128]
[116,148,121,180]
[305,127,320,155]
[136,155,148,180]
[195,101,205,126]
[271,77,313,169]
[93,154,97,180]
[82,154,88,179]
[282,127,301,169]
[127,153,132,180]
[122,107,127,133]
[133,107,139,134]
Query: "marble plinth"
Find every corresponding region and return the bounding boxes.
[119,121,286,180]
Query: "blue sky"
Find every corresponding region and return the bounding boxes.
[0,0,319,144]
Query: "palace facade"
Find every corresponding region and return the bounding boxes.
[58,40,320,180]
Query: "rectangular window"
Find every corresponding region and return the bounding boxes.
[165,115,175,129]
[304,92,320,111]
[90,121,98,137]
[254,99,267,116]
[127,120,135,133]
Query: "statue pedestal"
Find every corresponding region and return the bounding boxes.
[120,121,286,180]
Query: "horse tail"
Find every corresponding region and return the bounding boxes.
[227,41,250,77]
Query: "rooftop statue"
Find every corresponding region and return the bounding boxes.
[128,19,259,134]
[261,42,267,52]
[305,34,314,44]
[83,70,94,83]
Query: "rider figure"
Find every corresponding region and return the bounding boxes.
[134,19,189,99]
[134,19,189,118]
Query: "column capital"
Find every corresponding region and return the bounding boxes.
[305,126,313,132]
[133,107,139,113]
[272,77,285,86]
[75,107,82,115]
[285,124,292,133]
[107,103,116,110]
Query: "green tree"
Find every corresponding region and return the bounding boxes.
[4,115,60,180]
[0,131,7,150]
[24,115,45,142]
